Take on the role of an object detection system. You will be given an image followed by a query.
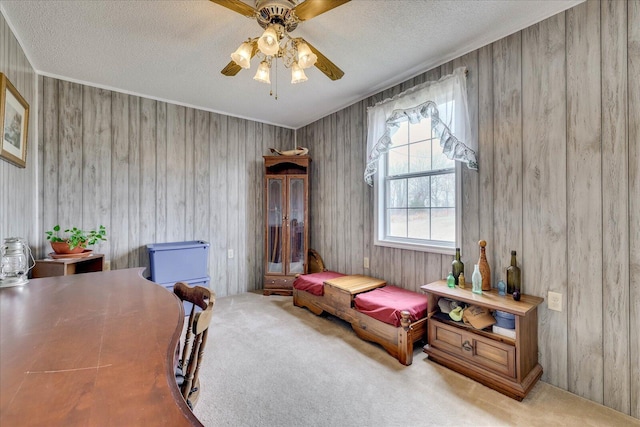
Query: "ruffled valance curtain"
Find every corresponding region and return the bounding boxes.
[364,67,477,186]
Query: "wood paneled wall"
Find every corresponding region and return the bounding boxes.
[38,76,293,297]
[0,12,37,248]
[3,0,638,419]
[299,0,639,419]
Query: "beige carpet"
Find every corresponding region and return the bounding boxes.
[192,292,638,427]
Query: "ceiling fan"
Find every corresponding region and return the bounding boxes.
[210,0,349,85]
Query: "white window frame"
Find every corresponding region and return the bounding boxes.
[373,149,461,256]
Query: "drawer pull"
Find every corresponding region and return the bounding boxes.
[462,340,473,352]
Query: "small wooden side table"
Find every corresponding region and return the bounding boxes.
[322,275,386,322]
[32,253,105,278]
[421,280,543,400]
[324,274,386,294]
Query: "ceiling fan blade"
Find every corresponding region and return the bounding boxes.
[303,40,344,80]
[221,40,258,76]
[293,0,350,21]
[209,0,256,17]
[221,60,243,76]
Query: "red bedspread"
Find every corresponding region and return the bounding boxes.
[354,285,428,327]
[292,271,346,296]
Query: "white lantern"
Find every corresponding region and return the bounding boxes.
[0,237,34,288]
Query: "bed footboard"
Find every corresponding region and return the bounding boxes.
[352,310,428,365]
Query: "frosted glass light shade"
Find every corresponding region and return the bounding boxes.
[231,42,253,69]
[253,61,271,84]
[257,25,280,56]
[296,42,317,69]
[291,62,307,84]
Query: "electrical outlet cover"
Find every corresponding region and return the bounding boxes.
[548,291,562,311]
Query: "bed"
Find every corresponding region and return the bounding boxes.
[293,272,429,365]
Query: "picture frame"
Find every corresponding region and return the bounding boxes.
[0,73,30,168]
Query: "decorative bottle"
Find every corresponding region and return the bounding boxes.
[478,240,491,291]
[447,272,455,288]
[497,280,506,296]
[451,247,464,286]
[458,272,466,289]
[471,264,482,295]
[506,250,521,294]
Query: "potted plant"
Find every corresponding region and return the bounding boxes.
[45,225,107,254]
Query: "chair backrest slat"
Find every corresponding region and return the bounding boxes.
[173,281,215,409]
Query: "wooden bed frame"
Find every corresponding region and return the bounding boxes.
[293,278,428,366]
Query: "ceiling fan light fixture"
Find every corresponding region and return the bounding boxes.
[253,61,271,84]
[296,41,317,69]
[291,62,308,84]
[257,25,280,56]
[215,0,347,92]
[231,41,253,69]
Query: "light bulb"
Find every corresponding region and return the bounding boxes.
[230,41,253,69]
[296,41,317,69]
[253,61,271,84]
[257,25,280,56]
[291,62,308,84]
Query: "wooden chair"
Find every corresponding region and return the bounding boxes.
[173,281,215,409]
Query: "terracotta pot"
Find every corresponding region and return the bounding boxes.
[51,241,86,254]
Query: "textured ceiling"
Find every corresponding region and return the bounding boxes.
[1,0,582,129]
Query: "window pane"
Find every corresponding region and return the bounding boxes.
[387,179,407,208]
[430,174,455,207]
[388,145,408,175]
[387,209,407,238]
[431,138,455,169]
[408,209,430,239]
[407,176,430,207]
[431,208,455,242]
[409,118,430,143]
[390,121,408,147]
[409,141,430,173]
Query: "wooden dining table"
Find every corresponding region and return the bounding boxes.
[0,268,203,426]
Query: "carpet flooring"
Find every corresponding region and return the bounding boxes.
[192,292,638,427]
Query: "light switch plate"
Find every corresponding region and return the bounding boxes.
[548,291,562,311]
[228,249,234,259]
[364,257,370,269]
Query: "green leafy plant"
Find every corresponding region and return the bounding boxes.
[45,225,107,250]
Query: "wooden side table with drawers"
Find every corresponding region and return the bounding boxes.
[421,280,544,401]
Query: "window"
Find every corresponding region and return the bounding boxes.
[375,118,460,254]
[365,67,476,255]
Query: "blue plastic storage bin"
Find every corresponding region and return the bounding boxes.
[160,276,210,316]
[147,240,209,283]
[494,310,516,329]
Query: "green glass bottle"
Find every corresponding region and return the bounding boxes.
[451,247,464,286]
[506,250,521,294]
[447,272,455,288]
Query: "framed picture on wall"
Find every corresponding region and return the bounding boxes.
[0,73,30,168]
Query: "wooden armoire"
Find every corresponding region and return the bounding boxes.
[263,155,310,296]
